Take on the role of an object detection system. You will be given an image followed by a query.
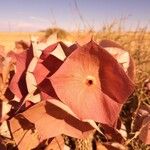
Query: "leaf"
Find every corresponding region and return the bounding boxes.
[100,40,124,49]
[9,115,40,150]
[50,41,134,125]
[32,59,49,84]
[20,100,94,140]
[25,57,41,103]
[0,142,6,150]
[45,136,66,150]
[96,142,126,150]
[65,43,79,56]
[9,45,34,99]
[76,35,92,46]
[33,41,77,88]
[132,103,150,132]
[101,124,125,143]
[100,39,134,80]
[26,57,39,93]
[40,42,67,61]
[139,116,150,145]
[47,99,101,133]
[41,54,63,77]
[105,143,126,150]
[50,42,67,60]
[33,43,67,84]
[132,103,150,144]
[96,142,108,150]
[37,78,58,100]
[47,99,78,118]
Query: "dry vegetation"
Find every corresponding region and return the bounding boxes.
[0,32,44,53]
[0,23,150,149]
[1,24,149,79]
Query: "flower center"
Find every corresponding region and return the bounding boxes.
[87,79,93,85]
[86,76,95,86]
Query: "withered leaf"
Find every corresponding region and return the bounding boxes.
[21,100,94,140]
[45,135,65,150]
[9,114,40,150]
[9,45,33,99]
[100,39,134,80]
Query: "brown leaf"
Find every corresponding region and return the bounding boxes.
[96,142,126,150]
[20,100,94,140]
[101,124,125,143]
[37,79,58,100]
[9,115,40,150]
[9,45,34,99]
[100,39,134,80]
[133,103,150,132]
[45,136,65,150]
[33,59,49,84]
[33,42,67,85]
[132,103,150,144]
[96,142,108,150]
[139,116,150,145]
[40,42,67,61]
[76,35,92,46]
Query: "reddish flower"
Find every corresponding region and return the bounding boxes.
[50,41,134,126]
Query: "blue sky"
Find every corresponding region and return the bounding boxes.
[0,0,149,31]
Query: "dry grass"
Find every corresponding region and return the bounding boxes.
[0,32,44,53]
